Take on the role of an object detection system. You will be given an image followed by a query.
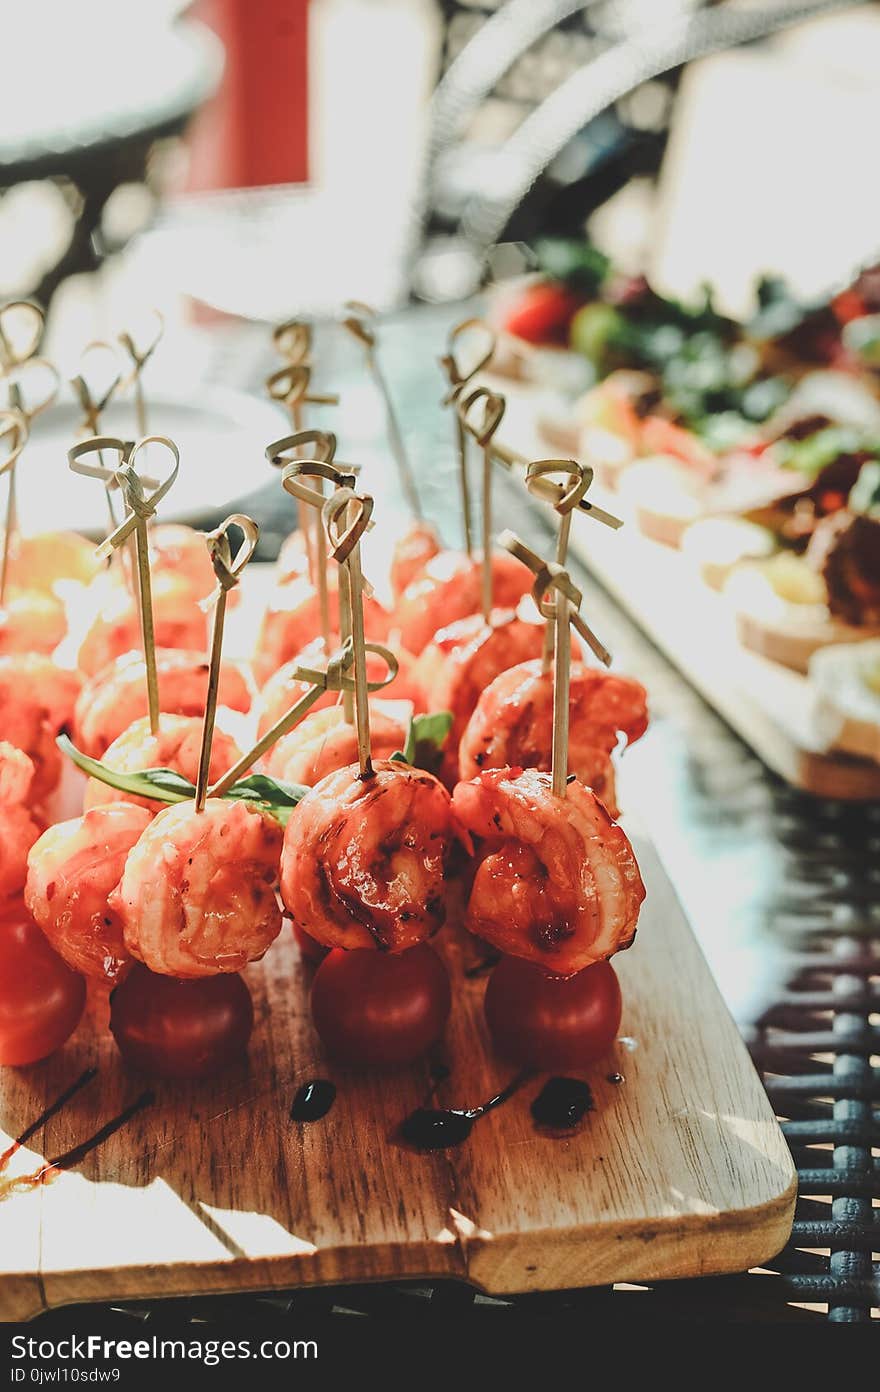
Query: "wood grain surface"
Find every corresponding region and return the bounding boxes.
[0,833,795,1320]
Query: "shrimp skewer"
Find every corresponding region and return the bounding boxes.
[280,760,460,953]
[458,660,648,817]
[109,798,283,979]
[281,487,461,955]
[26,801,152,982]
[452,767,644,975]
[105,514,285,980]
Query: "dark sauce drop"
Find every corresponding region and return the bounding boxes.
[606,1072,625,1086]
[530,1077,593,1130]
[290,1079,336,1122]
[401,1072,526,1151]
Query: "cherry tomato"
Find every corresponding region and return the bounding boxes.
[311,944,451,1068]
[110,965,253,1080]
[292,919,329,966]
[0,910,86,1066]
[502,282,583,345]
[484,956,621,1070]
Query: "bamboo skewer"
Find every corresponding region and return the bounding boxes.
[0,356,60,602]
[195,514,260,811]
[439,317,497,557]
[266,362,340,584]
[0,410,29,606]
[551,574,572,799]
[500,531,613,799]
[500,529,612,667]
[459,386,506,624]
[69,343,134,587]
[209,638,399,798]
[525,459,591,672]
[118,312,164,438]
[70,434,179,737]
[341,301,422,522]
[323,486,375,777]
[279,455,354,655]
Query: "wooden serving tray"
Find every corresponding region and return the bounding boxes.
[0,832,795,1320]
[491,376,880,801]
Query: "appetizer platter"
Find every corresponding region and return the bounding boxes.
[0,302,795,1317]
[487,245,880,798]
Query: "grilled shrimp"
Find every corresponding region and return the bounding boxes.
[109,799,283,978]
[452,767,645,975]
[280,760,460,952]
[0,743,41,899]
[395,550,533,655]
[6,530,100,594]
[0,700,59,801]
[264,706,407,787]
[83,714,243,815]
[257,636,423,737]
[390,520,441,600]
[458,660,649,817]
[0,654,81,732]
[0,591,67,656]
[77,571,208,677]
[253,576,391,687]
[73,648,251,759]
[25,801,152,982]
[415,610,551,785]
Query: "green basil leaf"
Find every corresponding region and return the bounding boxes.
[57,735,308,826]
[58,735,196,803]
[226,773,308,809]
[392,710,453,773]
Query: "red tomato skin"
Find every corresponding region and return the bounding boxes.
[110,966,254,1080]
[310,944,451,1068]
[484,956,622,1070]
[0,910,86,1066]
[503,283,583,345]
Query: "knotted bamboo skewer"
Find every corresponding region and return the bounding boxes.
[266,363,340,582]
[439,317,497,557]
[118,311,164,438]
[0,409,29,606]
[500,531,612,798]
[69,342,132,586]
[195,514,260,811]
[69,434,179,735]
[209,638,399,798]
[458,385,506,623]
[323,485,375,778]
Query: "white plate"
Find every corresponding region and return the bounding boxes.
[13,386,286,537]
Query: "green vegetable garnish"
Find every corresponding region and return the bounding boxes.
[57,735,308,827]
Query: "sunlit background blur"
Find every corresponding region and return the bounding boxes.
[2,0,879,362]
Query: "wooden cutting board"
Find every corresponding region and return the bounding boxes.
[0,832,795,1320]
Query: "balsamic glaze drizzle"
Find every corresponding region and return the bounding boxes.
[400,1072,527,1151]
[0,1088,154,1201]
[0,1067,98,1174]
[290,1079,337,1122]
[530,1077,594,1130]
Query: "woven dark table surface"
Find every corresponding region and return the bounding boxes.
[34,303,879,1327]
